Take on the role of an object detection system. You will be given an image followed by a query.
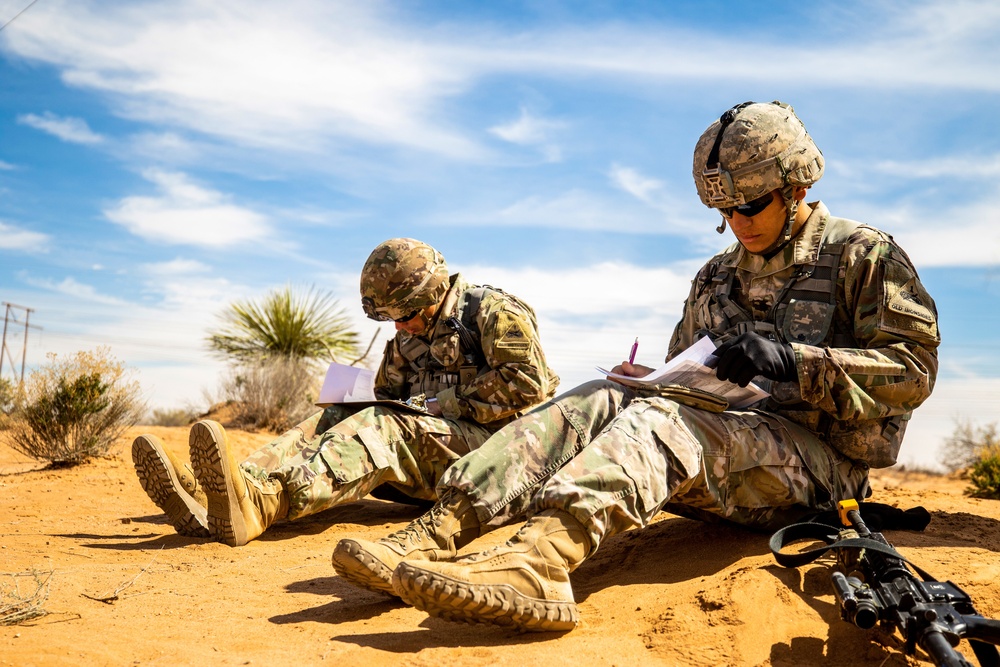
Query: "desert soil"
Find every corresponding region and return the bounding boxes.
[3,424,1000,667]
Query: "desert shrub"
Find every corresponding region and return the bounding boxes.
[1,570,52,626]
[0,377,15,415]
[220,356,321,432]
[968,444,1000,499]
[5,348,146,465]
[147,407,198,427]
[0,378,16,431]
[939,420,999,473]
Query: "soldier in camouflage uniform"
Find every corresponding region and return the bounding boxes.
[331,102,940,632]
[131,238,559,546]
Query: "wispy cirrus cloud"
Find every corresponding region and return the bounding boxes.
[141,258,212,276]
[872,154,1000,179]
[3,0,998,165]
[103,169,270,247]
[21,274,130,306]
[489,107,566,162]
[0,220,50,251]
[17,111,104,144]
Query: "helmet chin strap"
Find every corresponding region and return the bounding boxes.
[756,186,798,256]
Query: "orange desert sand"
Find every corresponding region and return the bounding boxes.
[3,424,1000,666]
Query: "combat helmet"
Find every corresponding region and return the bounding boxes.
[693,101,824,247]
[360,238,450,322]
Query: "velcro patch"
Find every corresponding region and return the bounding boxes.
[880,260,939,344]
[887,278,935,325]
[496,312,531,348]
[492,311,532,362]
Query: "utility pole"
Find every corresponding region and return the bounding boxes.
[1,302,40,387]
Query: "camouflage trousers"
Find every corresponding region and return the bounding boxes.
[241,404,495,520]
[441,379,870,553]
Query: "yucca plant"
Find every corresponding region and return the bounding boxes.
[207,285,360,366]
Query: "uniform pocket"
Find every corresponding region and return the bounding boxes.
[725,414,811,510]
[617,401,702,514]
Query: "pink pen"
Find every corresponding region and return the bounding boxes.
[628,337,638,364]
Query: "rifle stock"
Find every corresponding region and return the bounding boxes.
[771,499,1000,667]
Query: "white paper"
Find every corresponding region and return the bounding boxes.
[596,336,769,409]
[317,362,377,405]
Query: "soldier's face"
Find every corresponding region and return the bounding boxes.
[724,190,785,254]
[395,302,439,336]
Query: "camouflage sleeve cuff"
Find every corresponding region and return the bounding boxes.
[791,342,826,403]
[435,386,463,419]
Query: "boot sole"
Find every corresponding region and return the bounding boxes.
[392,562,579,632]
[132,436,210,538]
[331,540,398,596]
[189,421,248,547]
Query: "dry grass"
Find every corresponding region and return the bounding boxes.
[0,569,52,626]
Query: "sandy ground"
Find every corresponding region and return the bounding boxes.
[3,424,1000,667]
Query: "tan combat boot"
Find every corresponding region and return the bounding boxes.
[132,434,209,538]
[392,509,590,632]
[188,420,288,547]
[332,491,481,596]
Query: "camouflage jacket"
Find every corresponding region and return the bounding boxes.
[375,274,559,427]
[669,201,940,467]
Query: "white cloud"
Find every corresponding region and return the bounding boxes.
[872,154,1000,180]
[470,188,685,235]
[0,221,49,251]
[17,111,104,144]
[0,159,15,170]
[609,164,664,204]
[21,275,130,306]
[489,107,565,161]
[3,0,998,166]
[607,163,691,217]
[897,376,1000,470]
[142,257,211,276]
[4,1,480,158]
[844,196,1000,268]
[103,169,271,246]
[456,261,691,319]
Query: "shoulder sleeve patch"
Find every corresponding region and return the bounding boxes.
[879,260,939,343]
[491,310,533,362]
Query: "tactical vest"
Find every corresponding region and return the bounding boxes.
[397,285,504,399]
[701,216,906,468]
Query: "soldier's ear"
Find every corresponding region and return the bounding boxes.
[792,186,809,202]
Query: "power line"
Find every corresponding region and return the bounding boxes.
[0,0,39,32]
[1,302,41,385]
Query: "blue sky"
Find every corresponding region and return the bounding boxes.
[2,0,999,470]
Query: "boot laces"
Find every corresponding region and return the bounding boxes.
[384,495,453,548]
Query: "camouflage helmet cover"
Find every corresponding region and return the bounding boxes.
[360,238,450,321]
[692,101,824,210]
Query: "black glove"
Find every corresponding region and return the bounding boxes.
[712,333,797,387]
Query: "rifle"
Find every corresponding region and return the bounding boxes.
[770,499,1000,667]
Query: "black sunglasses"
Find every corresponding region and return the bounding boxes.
[721,192,775,219]
[362,297,420,323]
[392,310,421,323]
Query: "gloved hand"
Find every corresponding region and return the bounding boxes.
[712,332,797,387]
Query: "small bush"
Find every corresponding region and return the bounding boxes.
[0,377,15,415]
[968,444,1000,499]
[5,348,146,465]
[939,420,999,473]
[147,407,198,427]
[220,356,321,432]
[1,570,52,626]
